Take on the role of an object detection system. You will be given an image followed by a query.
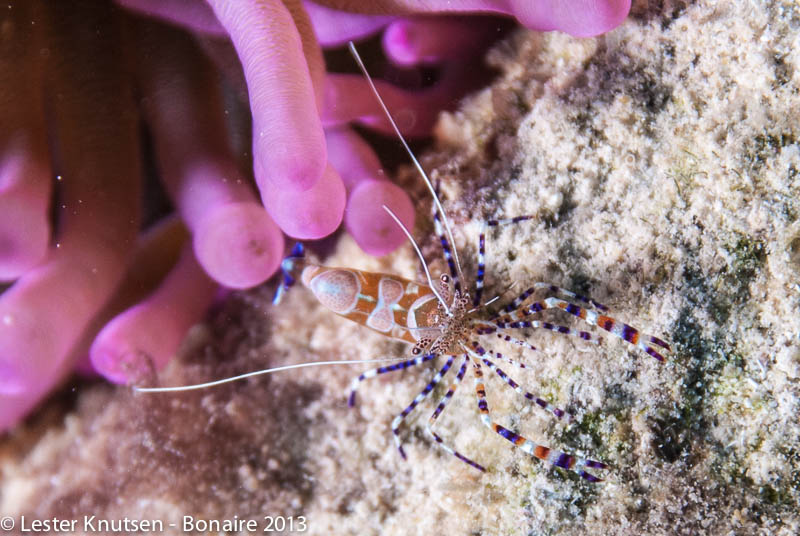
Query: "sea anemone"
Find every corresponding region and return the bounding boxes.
[0,0,630,430]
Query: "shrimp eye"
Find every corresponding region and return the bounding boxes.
[440,274,450,283]
[412,347,421,355]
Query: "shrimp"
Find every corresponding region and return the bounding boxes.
[137,42,671,483]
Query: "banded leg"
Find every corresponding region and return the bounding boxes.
[391,355,456,460]
[461,342,568,421]
[473,216,534,307]
[431,190,462,293]
[424,356,486,471]
[531,282,609,311]
[465,338,537,367]
[487,349,528,370]
[467,328,540,356]
[480,357,569,421]
[272,243,306,305]
[502,297,670,361]
[491,332,539,354]
[493,318,602,346]
[493,285,537,317]
[492,282,608,320]
[347,353,435,407]
[546,297,670,360]
[470,359,606,482]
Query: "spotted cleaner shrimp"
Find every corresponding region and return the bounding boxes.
[138,43,671,483]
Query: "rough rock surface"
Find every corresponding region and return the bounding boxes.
[1,1,798,535]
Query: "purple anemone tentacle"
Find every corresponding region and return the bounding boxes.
[324,127,384,192]
[90,242,217,384]
[0,1,51,280]
[325,127,414,256]
[323,73,452,138]
[304,0,393,47]
[497,0,631,37]
[192,202,285,288]
[0,145,51,281]
[207,0,327,193]
[316,0,631,38]
[282,0,327,105]
[346,180,416,256]
[263,162,346,239]
[0,1,141,425]
[137,23,284,288]
[382,15,501,66]
[69,218,187,379]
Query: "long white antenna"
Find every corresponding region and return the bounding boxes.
[133,357,405,393]
[383,205,451,315]
[348,41,465,285]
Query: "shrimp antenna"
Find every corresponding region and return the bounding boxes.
[383,205,451,315]
[133,357,407,393]
[348,41,464,285]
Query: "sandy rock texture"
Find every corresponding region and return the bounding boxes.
[1,0,798,535]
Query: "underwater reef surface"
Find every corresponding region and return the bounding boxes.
[1,1,798,534]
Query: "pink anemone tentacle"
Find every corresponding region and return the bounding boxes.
[136,22,285,289]
[0,1,141,427]
[325,127,414,256]
[0,1,51,280]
